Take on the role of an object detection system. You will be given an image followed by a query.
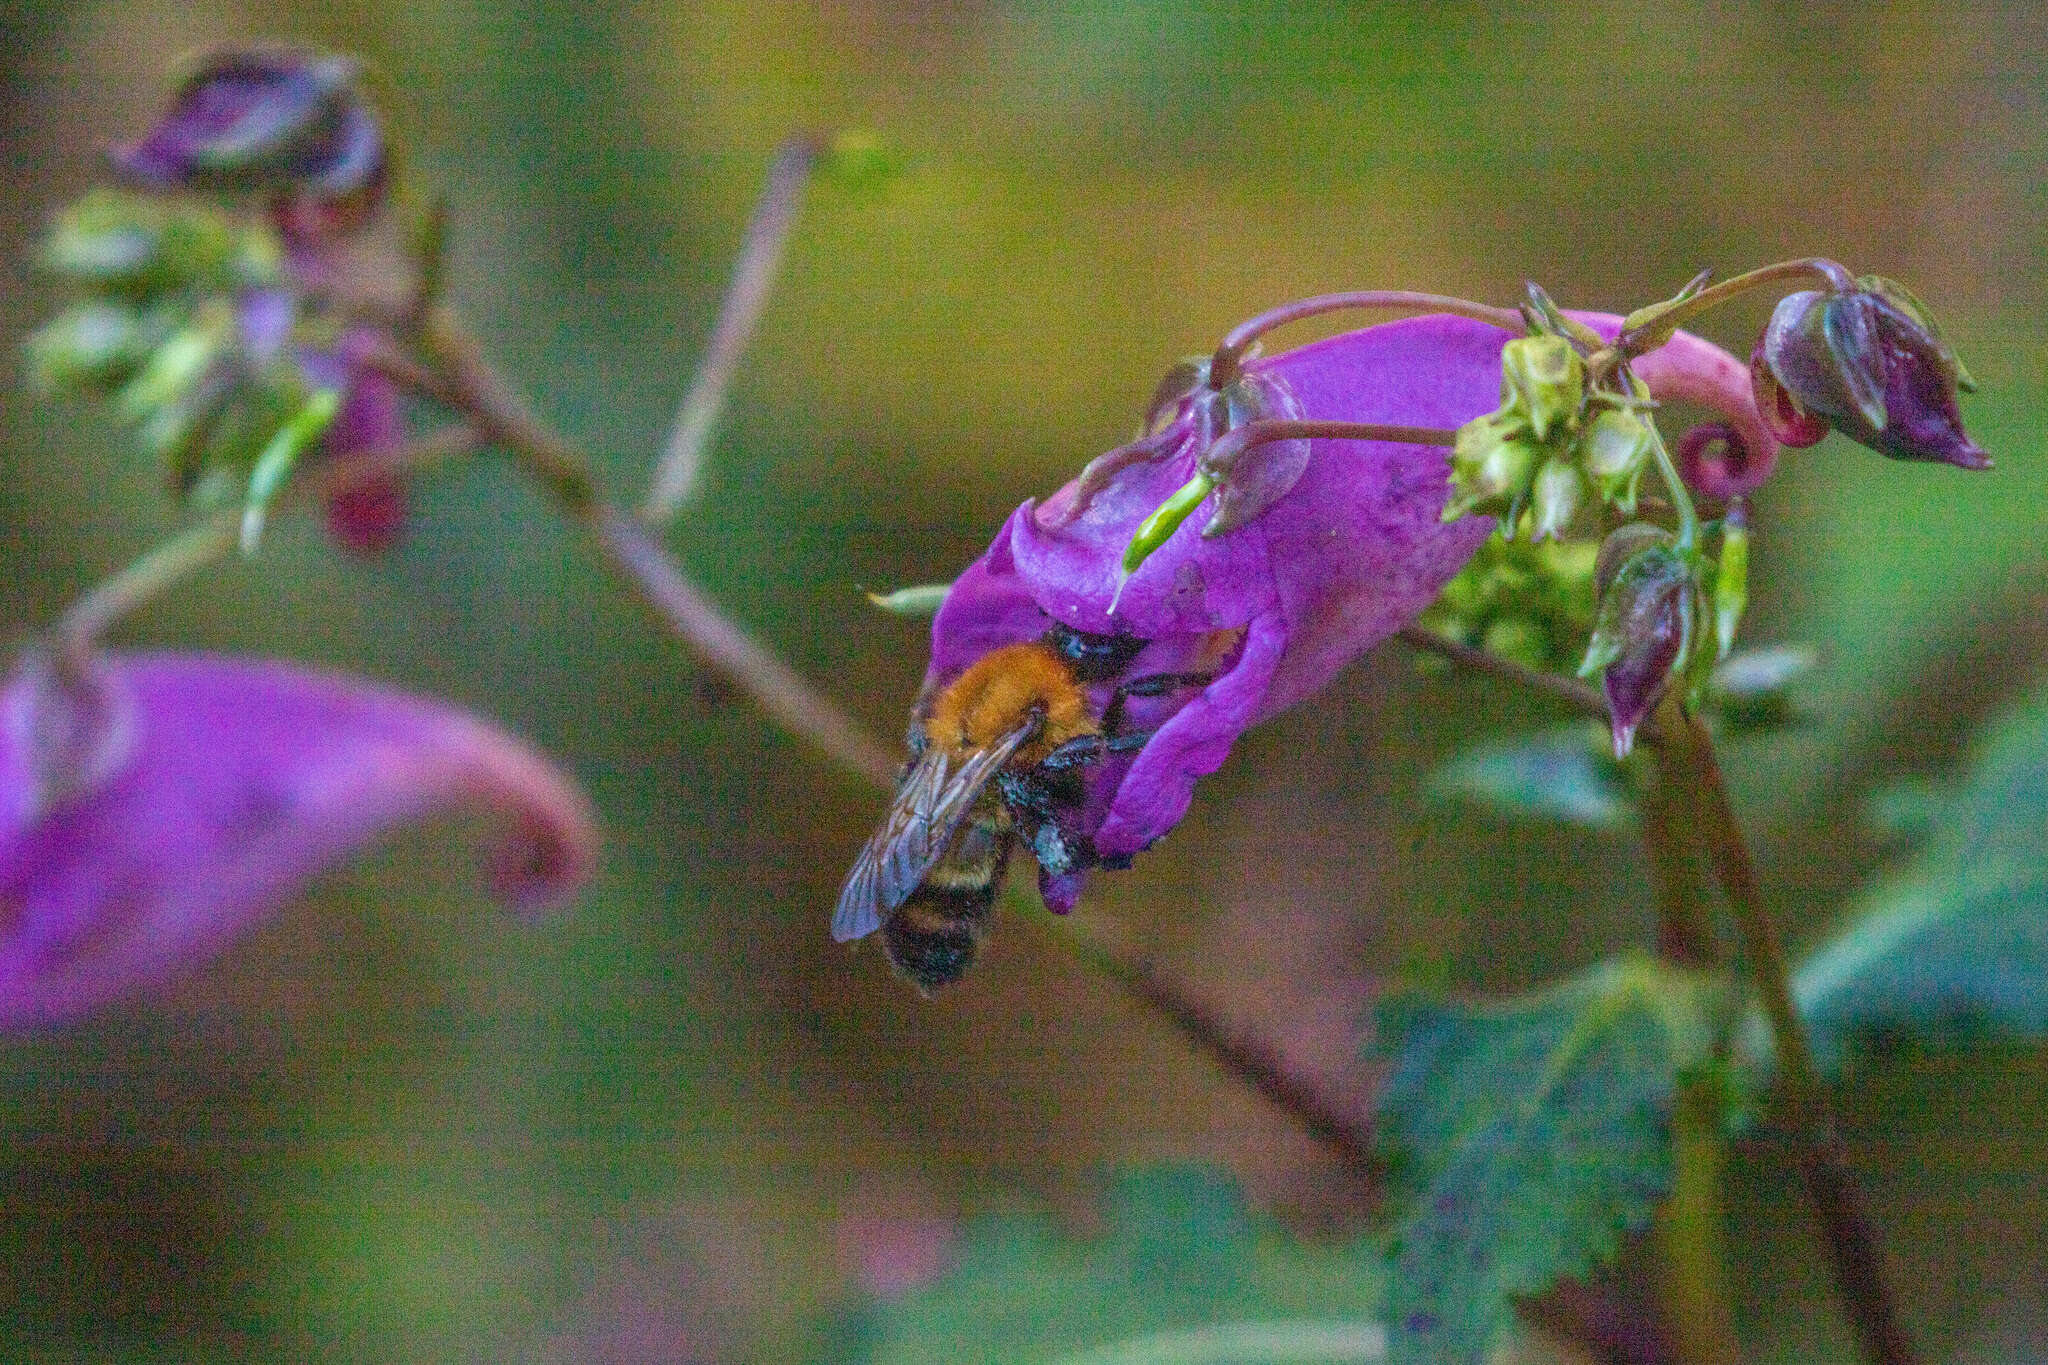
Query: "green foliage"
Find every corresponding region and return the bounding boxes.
[1776,690,2048,1072]
[819,1166,1387,1365]
[1427,723,1636,831]
[1369,956,1714,1365]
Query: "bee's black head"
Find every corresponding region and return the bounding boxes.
[1041,624,1147,683]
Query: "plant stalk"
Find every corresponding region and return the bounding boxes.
[1208,291,1522,390]
[1671,710,1917,1365]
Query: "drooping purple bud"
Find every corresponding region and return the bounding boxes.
[1758,283,1989,470]
[1579,527,1700,757]
[301,332,411,554]
[110,47,386,223]
[0,653,599,1029]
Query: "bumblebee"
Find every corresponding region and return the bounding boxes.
[833,624,1209,993]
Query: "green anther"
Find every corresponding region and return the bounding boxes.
[863,582,952,617]
[239,388,341,555]
[1122,471,1214,573]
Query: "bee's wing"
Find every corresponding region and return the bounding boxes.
[831,723,1034,943]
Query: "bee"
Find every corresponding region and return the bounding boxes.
[833,623,1211,993]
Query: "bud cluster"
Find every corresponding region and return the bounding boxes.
[26,191,337,528]
[22,47,401,551]
[1419,525,1597,674]
[1444,323,1657,541]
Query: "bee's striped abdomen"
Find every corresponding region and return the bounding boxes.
[881,802,1013,993]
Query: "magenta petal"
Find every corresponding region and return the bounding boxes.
[0,653,599,1029]
[1094,610,1287,857]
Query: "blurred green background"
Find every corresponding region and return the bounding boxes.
[3,1,2047,1360]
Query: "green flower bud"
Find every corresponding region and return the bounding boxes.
[1528,458,1585,542]
[24,301,177,396]
[1499,334,1585,442]
[1580,406,1654,513]
[1444,412,1542,525]
[1122,470,1214,573]
[1712,505,1749,660]
[36,190,277,297]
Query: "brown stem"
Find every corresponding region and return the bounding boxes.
[1616,258,1857,358]
[1392,624,1621,726]
[642,134,821,524]
[1672,711,1917,1365]
[1201,418,1458,472]
[1053,910,1380,1178]
[1209,290,1522,390]
[1640,695,1717,965]
[590,506,898,785]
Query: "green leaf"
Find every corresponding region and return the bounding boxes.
[1767,692,2048,1072]
[820,1166,1386,1365]
[1369,956,1713,1365]
[1427,724,1636,831]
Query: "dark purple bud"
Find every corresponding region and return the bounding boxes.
[1580,529,1699,757]
[1674,420,1774,500]
[110,47,386,219]
[1759,284,1989,470]
[0,653,598,1028]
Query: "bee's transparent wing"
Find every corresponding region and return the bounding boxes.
[831,724,1034,943]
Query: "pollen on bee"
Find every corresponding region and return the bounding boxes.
[924,642,1096,759]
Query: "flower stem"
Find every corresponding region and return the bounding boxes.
[1658,1071,1741,1365]
[591,506,898,784]
[1201,418,1458,471]
[642,134,822,525]
[1208,291,1522,390]
[1640,696,1716,965]
[53,514,238,674]
[1392,624,1617,724]
[1045,908,1381,1179]
[1616,258,1857,357]
[1669,710,1918,1365]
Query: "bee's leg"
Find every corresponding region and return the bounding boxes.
[1101,671,1214,736]
[1039,735,1108,772]
[997,769,1091,875]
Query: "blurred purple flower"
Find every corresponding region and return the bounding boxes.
[0,653,598,1029]
[110,47,386,234]
[925,313,1765,894]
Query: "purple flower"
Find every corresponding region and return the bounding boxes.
[0,653,598,1029]
[922,313,1767,895]
[110,47,386,230]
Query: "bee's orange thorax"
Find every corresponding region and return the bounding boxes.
[924,642,1096,761]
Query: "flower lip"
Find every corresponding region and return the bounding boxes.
[0,652,598,1029]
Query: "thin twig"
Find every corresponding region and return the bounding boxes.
[590,506,899,785]
[51,427,483,668]
[1054,910,1382,1179]
[1673,711,1916,1365]
[1392,624,1618,724]
[642,135,822,525]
